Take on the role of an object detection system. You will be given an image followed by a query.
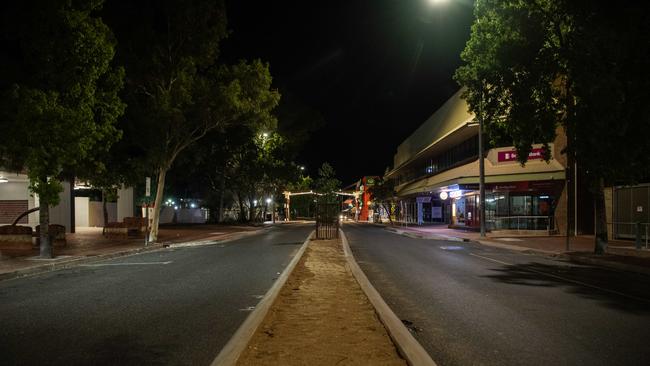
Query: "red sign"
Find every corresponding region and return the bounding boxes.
[497,148,545,162]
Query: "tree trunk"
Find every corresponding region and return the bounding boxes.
[39,200,52,258]
[237,192,246,222]
[102,189,109,227]
[593,177,608,254]
[149,167,167,243]
[218,178,225,223]
[382,203,394,225]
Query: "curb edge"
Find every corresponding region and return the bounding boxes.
[340,229,437,366]
[210,230,314,366]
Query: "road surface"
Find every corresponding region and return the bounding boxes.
[344,223,650,366]
[0,223,312,366]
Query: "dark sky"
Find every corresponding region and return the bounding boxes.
[222,0,475,184]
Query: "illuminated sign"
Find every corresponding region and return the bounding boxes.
[498,148,545,162]
[449,190,463,199]
[439,191,448,200]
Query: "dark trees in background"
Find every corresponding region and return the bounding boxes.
[0,0,125,257]
[103,0,279,240]
[455,0,650,253]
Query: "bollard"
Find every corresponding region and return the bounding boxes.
[635,222,642,250]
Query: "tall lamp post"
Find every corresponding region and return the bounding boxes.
[478,90,486,238]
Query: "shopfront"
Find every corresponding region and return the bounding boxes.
[439,180,563,231]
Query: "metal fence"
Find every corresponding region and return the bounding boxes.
[315,203,339,240]
[488,215,554,233]
[610,222,649,248]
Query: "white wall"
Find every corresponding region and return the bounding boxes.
[48,181,71,232]
[0,171,38,226]
[74,197,90,227]
[88,201,117,227]
[176,208,207,224]
[117,186,134,221]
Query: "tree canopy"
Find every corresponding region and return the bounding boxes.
[103,0,280,240]
[0,0,125,257]
[455,0,650,252]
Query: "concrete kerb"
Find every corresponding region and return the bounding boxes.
[0,227,270,282]
[560,253,650,277]
[210,230,314,366]
[340,229,437,366]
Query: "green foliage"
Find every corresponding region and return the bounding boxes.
[455,0,650,182]
[0,0,125,204]
[314,162,341,203]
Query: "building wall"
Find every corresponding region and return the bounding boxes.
[74,197,90,227]
[0,172,38,226]
[88,201,117,227]
[117,186,134,221]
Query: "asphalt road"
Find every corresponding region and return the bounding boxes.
[0,223,312,366]
[344,223,650,366]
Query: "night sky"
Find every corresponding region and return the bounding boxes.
[222,0,475,184]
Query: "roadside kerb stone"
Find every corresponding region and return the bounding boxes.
[210,231,313,366]
[384,226,650,276]
[341,229,437,366]
[0,227,268,282]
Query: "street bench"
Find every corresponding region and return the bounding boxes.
[0,225,34,254]
[35,224,67,248]
[103,217,147,238]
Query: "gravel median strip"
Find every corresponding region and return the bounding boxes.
[234,235,407,366]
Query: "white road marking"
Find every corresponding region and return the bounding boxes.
[239,306,256,312]
[80,261,172,267]
[440,246,464,251]
[469,253,650,304]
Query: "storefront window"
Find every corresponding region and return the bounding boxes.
[509,195,531,216]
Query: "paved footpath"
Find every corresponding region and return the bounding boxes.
[380,223,650,275]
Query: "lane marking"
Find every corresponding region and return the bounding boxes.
[469,253,650,304]
[80,261,172,267]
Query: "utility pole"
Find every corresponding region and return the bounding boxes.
[479,89,486,238]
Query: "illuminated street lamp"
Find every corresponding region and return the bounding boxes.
[427,0,486,237]
[266,198,275,223]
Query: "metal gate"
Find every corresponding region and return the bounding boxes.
[315,203,339,239]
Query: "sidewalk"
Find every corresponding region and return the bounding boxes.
[379,223,650,275]
[0,224,263,281]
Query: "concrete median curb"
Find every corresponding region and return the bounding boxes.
[210,230,314,366]
[340,229,437,366]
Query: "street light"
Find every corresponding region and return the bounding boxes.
[478,90,486,238]
[266,198,275,223]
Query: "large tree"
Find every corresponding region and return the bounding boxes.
[455,0,650,253]
[104,0,279,241]
[0,0,125,257]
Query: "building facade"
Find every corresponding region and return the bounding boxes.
[385,89,569,234]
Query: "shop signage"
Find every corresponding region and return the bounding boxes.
[458,184,479,190]
[439,191,448,200]
[416,196,432,203]
[449,190,463,199]
[497,148,545,162]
